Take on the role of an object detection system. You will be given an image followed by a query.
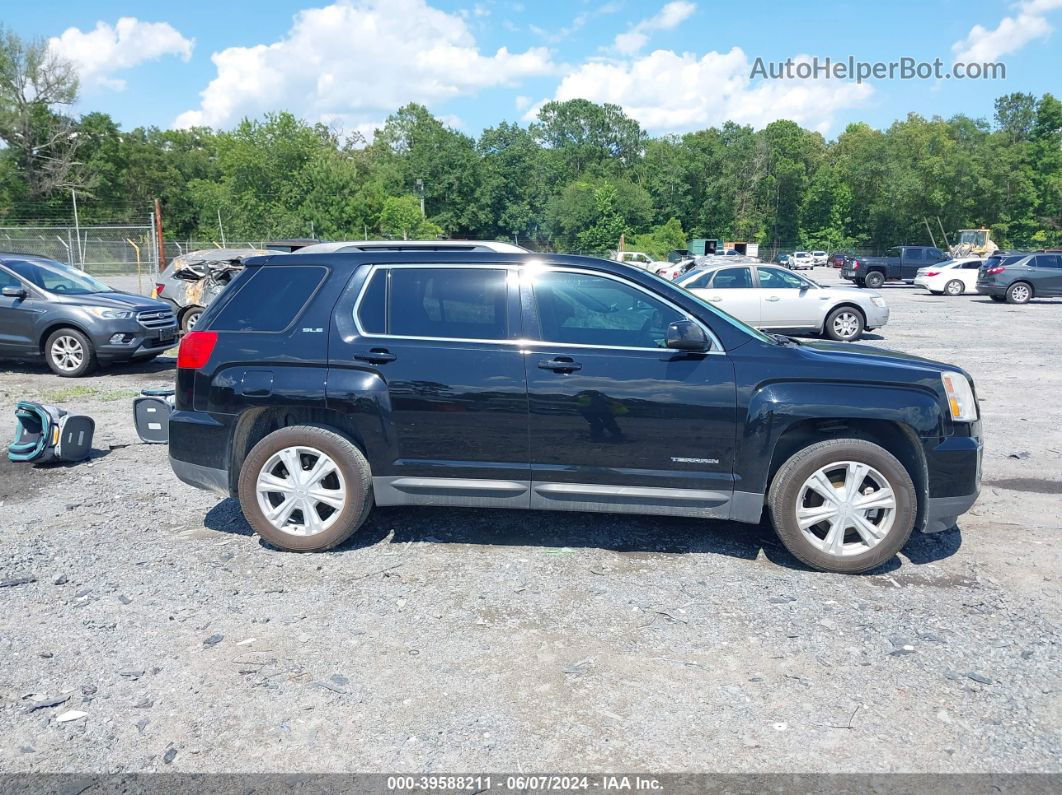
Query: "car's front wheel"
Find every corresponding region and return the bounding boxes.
[1006,282,1032,304]
[237,426,373,551]
[944,279,965,296]
[824,306,865,341]
[44,328,97,377]
[768,438,917,573]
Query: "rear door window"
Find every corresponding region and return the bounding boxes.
[211,266,326,332]
[710,267,753,289]
[388,267,507,340]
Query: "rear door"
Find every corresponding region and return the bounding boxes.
[1030,254,1062,295]
[521,266,738,517]
[900,248,923,280]
[695,266,760,324]
[329,264,530,507]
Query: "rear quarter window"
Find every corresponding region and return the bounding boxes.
[210,265,326,332]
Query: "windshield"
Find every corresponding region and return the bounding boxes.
[7,259,114,295]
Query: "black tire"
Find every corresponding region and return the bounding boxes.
[944,279,964,296]
[767,438,917,574]
[1005,282,1032,304]
[990,295,1006,302]
[237,426,373,551]
[44,327,97,378]
[864,271,885,289]
[181,306,204,332]
[824,306,865,342]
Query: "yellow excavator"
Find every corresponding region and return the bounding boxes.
[950,228,997,258]
[924,219,998,259]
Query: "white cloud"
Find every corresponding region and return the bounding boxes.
[175,0,556,129]
[525,48,872,134]
[49,17,193,91]
[531,2,622,43]
[613,1,696,55]
[952,0,1062,63]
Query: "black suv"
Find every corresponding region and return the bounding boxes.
[1,254,177,377]
[169,252,982,573]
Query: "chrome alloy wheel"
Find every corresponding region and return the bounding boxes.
[255,446,347,536]
[832,311,861,340]
[50,335,85,372]
[1010,283,1030,302]
[795,461,896,557]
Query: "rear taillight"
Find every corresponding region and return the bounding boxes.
[851,260,860,270]
[925,271,940,277]
[177,331,218,370]
[154,283,165,297]
[985,266,1005,275]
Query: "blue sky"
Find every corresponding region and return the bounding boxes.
[10,0,1062,139]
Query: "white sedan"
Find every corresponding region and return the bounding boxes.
[677,263,890,341]
[913,257,984,296]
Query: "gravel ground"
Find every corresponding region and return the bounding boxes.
[0,267,1059,773]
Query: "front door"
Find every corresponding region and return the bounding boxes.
[521,267,738,518]
[0,268,39,354]
[900,249,923,280]
[756,265,823,329]
[329,264,530,507]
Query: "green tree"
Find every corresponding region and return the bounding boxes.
[379,195,442,239]
[574,183,627,256]
[0,25,81,200]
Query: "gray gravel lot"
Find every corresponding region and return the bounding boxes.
[0,267,1059,773]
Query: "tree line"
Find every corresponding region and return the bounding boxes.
[1,26,1060,257]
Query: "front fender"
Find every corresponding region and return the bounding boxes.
[738,381,945,495]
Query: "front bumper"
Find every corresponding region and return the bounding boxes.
[864,303,890,329]
[92,321,178,362]
[922,431,982,533]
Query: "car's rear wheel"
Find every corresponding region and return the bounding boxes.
[237,426,373,551]
[944,279,964,296]
[1006,282,1032,304]
[824,306,865,342]
[181,306,204,331]
[44,328,97,378]
[767,439,916,574]
[864,271,885,289]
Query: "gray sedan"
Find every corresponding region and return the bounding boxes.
[676,263,889,341]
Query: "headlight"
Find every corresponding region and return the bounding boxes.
[87,307,133,319]
[870,296,887,308]
[941,371,978,422]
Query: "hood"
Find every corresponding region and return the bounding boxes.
[55,291,171,313]
[796,339,967,378]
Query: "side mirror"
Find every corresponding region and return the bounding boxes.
[666,319,711,352]
[2,285,27,299]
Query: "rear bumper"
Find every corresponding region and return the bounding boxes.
[976,283,1006,296]
[169,409,235,495]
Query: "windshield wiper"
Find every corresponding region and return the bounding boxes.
[768,333,800,347]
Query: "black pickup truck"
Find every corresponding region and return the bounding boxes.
[842,245,948,288]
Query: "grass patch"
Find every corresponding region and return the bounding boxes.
[41,386,139,403]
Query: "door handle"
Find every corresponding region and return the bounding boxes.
[354,348,397,364]
[765,296,781,302]
[707,295,722,302]
[539,357,582,372]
